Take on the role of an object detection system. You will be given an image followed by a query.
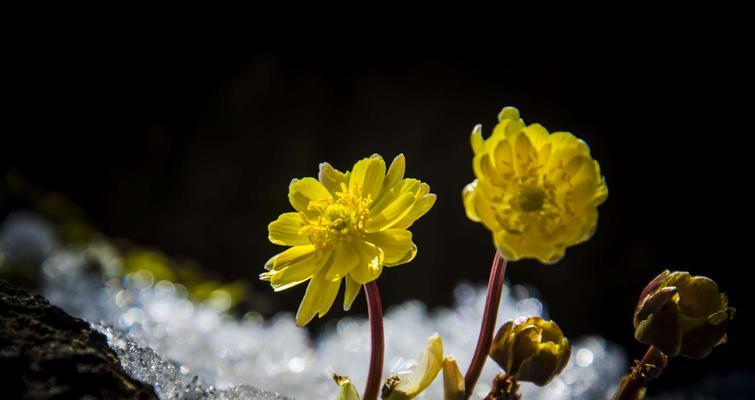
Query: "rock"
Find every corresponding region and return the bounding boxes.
[0,280,157,399]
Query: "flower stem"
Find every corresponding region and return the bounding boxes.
[483,373,521,400]
[363,281,384,400]
[464,250,508,399]
[611,346,668,400]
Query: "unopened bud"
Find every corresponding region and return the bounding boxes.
[442,356,465,400]
[634,270,734,359]
[489,316,571,386]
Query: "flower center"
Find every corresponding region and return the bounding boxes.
[494,179,562,236]
[302,183,372,251]
[516,186,546,212]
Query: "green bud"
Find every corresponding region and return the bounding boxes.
[634,270,735,359]
[489,317,571,386]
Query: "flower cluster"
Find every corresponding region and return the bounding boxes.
[260,106,733,400]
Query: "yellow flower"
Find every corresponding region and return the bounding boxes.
[262,154,436,326]
[463,107,608,263]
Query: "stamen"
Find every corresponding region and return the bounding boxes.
[301,185,372,251]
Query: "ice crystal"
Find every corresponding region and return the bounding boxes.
[42,249,626,399]
[2,213,629,399]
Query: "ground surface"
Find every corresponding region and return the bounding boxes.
[0,280,157,399]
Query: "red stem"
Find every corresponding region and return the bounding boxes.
[464,250,508,399]
[363,281,384,400]
[612,346,667,400]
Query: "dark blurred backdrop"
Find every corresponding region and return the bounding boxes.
[2,29,752,392]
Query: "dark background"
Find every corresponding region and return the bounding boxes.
[2,28,752,393]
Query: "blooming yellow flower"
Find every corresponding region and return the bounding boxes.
[262,154,436,326]
[463,107,608,263]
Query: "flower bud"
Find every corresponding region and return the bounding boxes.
[489,317,571,386]
[442,356,465,400]
[634,270,734,359]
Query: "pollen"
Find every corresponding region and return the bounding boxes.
[302,183,372,251]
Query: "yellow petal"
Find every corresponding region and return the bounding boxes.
[537,142,553,167]
[264,245,316,271]
[504,117,525,139]
[545,132,591,173]
[265,252,322,291]
[470,124,484,155]
[268,212,309,246]
[442,356,465,400]
[296,264,341,326]
[522,123,550,149]
[514,130,537,173]
[473,152,497,185]
[549,131,589,153]
[324,242,360,281]
[349,240,385,284]
[492,138,515,179]
[296,282,320,327]
[494,229,565,264]
[490,117,524,143]
[568,179,604,212]
[370,177,414,216]
[383,154,406,193]
[319,162,350,194]
[594,164,608,205]
[393,193,436,230]
[365,192,415,233]
[563,154,592,182]
[462,181,481,222]
[493,231,523,262]
[397,178,422,196]
[385,334,444,400]
[473,185,502,233]
[316,276,341,318]
[498,106,521,122]
[372,154,406,210]
[343,275,361,311]
[366,229,416,266]
[412,182,430,199]
[289,177,332,216]
[349,155,386,200]
[334,374,361,400]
